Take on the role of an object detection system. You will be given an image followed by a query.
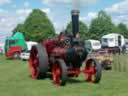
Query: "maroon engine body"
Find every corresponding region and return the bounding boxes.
[29,10,102,86]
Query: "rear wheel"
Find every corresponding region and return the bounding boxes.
[52,59,67,86]
[84,59,102,83]
[29,43,48,79]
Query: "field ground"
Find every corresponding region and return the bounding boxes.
[0,55,128,96]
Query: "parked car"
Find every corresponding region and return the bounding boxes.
[20,41,37,60]
[20,50,30,60]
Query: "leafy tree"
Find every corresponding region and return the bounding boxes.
[118,23,128,38]
[111,24,120,33]
[89,10,116,39]
[13,9,55,42]
[66,21,89,40]
[13,24,25,34]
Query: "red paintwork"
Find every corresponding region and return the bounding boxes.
[6,46,22,58]
[42,38,67,61]
[85,59,96,82]
[29,46,39,79]
[67,69,80,75]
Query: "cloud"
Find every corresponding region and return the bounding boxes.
[16,8,51,22]
[0,9,4,12]
[16,8,51,16]
[0,0,11,5]
[0,8,52,43]
[43,0,71,6]
[0,10,19,43]
[11,4,17,8]
[42,0,97,7]
[15,9,32,24]
[0,8,8,14]
[80,0,128,26]
[104,0,128,26]
[42,0,97,32]
[24,1,30,7]
[105,0,128,15]
[80,12,97,25]
[0,8,32,43]
[16,9,32,15]
[41,8,51,14]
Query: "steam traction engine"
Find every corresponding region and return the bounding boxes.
[29,10,102,86]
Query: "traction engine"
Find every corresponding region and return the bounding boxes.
[29,10,102,86]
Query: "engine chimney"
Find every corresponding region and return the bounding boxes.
[71,10,80,37]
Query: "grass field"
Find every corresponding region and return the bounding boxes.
[0,55,128,96]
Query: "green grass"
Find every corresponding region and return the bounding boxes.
[0,55,128,96]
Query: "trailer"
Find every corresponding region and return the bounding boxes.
[88,49,113,70]
[85,39,101,53]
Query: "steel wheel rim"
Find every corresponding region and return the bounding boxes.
[85,60,96,83]
[29,46,39,79]
[52,61,62,85]
[13,52,19,59]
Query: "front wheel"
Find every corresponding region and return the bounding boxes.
[13,52,20,59]
[52,59,67,86]
[84,59,102,83]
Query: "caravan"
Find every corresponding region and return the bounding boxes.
[101,33,125,48]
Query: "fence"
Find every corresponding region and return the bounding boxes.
[112,54,128,72]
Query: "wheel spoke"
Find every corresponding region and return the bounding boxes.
[89,67,96,74]
[52,62,62,85]
[52,64,57,83]
[33,59,38,65]
[29,46,39,79]
[86,72,92,81]
[84,59,97,82]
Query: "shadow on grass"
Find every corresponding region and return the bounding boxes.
[67,78,86,84]
[28,72,52,80]
[28,73,88,85]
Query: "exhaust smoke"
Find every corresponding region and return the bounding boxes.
[71,0,97,9]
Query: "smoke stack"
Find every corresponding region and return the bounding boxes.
[71,10,80,37]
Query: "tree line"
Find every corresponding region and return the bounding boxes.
[13,9,128,42]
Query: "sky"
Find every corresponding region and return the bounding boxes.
[0,0,127,43]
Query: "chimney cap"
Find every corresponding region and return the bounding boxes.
[71,10,80,15]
